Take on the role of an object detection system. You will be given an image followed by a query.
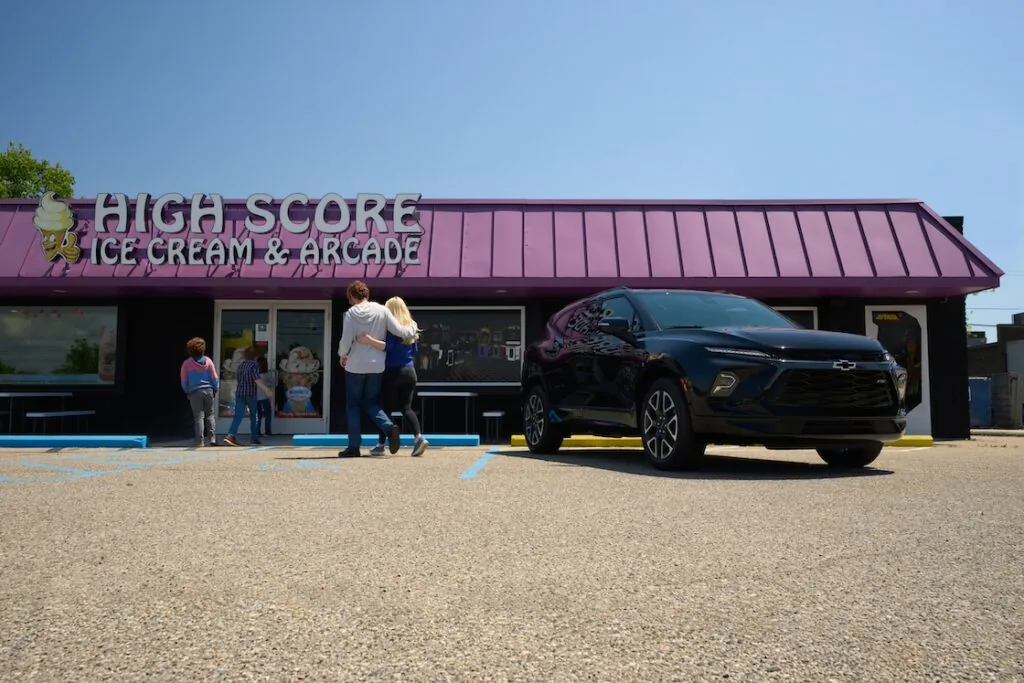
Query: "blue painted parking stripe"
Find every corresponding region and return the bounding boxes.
[0,445,277,486]
[459,449,499,480]
[15,461,117,477]
[63,455,159,469]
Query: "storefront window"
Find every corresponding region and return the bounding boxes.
[0,306,118,385]
[409,307,523,385]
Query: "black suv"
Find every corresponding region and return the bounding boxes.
[520,288,908,471]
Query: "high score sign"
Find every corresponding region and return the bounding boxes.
[88,192,425,267]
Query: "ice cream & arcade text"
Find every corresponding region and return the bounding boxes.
[38,191,425,267]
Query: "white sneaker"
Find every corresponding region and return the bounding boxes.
[411,437,429,457]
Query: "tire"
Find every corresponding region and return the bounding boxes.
[640,378,705,471]
[522,385,564,454]
[816,442,883,468]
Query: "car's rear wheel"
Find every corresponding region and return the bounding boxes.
[816,442,884,468]
[641,378,705,471]
[522,386,563,454]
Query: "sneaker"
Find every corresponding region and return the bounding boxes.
[369,444,386,457]
[411,437,429,457]
[207,441,219,447]
[193,441,204,449]
[387,424,401,454]
[337,448,361,458]
[253,439,263,445]
[223,436,240,447]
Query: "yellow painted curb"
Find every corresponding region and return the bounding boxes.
[509,434,934,448]
[889,435,933,447]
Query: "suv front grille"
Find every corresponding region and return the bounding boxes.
[770,369,896,409]
[777,349,888,362]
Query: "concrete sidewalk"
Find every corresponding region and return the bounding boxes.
[972,428,1024,437]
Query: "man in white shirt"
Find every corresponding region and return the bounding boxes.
[337,280,418,457]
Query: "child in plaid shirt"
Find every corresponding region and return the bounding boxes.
[224,348,272,447]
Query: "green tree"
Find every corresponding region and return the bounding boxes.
[0,142,76,199]
[53,338,99,375]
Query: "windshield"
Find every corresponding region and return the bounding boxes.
[633,291,800,330]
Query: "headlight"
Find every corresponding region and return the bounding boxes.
[705,347,772,359]
[894,368,908,401]
[882,351,895,363]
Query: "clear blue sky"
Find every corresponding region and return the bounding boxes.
[2,0,1021,332]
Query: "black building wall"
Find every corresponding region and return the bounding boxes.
[927,296,970,439]
[121,298,215,438]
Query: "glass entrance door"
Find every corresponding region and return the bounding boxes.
[214,302,330,436]
[215,307,269,433]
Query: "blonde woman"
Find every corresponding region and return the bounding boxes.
[356,297,428,456]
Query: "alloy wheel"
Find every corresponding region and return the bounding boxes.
[642,389,679,460]
[524,392,546,446]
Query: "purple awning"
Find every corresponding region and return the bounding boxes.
[0,197,1002,298]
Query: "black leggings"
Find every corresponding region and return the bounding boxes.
[377,366,422,442]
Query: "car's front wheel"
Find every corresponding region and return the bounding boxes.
[522,385,564,454]
[816,442,884,468]
[641,378,705,471]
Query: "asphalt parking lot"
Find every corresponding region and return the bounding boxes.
[1,438,1022,682]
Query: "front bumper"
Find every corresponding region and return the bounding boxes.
[690,414,907,447]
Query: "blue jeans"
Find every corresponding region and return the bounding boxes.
[227,395,259,441]
[345,371,393,450]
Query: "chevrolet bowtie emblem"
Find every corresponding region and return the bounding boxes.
[833,360,857,371]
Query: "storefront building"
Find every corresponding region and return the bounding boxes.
[0,193,1002,441]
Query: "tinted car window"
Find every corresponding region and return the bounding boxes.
[600,296,644,333]
[633,291,797,330]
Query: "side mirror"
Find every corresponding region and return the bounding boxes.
[598,316,634,341]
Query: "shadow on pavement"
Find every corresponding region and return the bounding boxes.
[274,455,340,461]
[494,448,894,481]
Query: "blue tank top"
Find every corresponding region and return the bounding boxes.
[384,332,417,368]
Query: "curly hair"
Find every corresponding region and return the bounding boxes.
[186,337,206,356]
[347,280,370,302]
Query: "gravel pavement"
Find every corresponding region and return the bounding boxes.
[0,438,1022,682]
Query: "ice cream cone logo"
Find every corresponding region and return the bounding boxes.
[34,192,81,264]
